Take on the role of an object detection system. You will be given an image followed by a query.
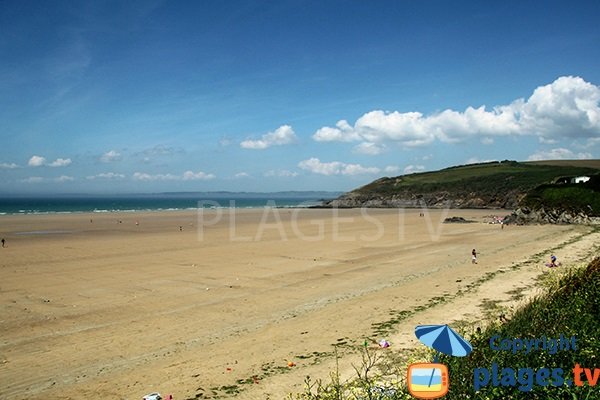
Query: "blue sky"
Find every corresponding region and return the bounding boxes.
[1,1,599,194]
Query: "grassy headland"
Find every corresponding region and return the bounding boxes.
[521,174,600,217]
[327,160,600,210]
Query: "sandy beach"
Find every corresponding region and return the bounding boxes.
[1,208,598,400]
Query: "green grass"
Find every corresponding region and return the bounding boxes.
[521,175,600,216]
[289,257,600,399]
[350,161,599,200]
[334,159,600,214]
[439,257,600,399]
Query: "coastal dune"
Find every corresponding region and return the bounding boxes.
[0,209,595,399]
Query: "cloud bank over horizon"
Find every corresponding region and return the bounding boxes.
[132,171,216,182]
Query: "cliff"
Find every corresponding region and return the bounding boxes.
[324,160,600,224]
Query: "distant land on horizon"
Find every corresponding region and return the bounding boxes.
[3,159,600,199]
[158,190,344,199]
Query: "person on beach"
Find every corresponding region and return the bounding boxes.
[546,255,559,268]
[471,248,477,264]
[1,238,5,248]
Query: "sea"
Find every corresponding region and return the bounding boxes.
[0,192,339,215]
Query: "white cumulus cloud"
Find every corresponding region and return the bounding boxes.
[27,155,71,167]
[240,125,297,149]
[313,120,360,142]
[384,165,401,174]
[527,148,593,161]
[48,158,72,167]
[312,76,600,147]
[21,175,74,183]
[403,165,426,174]
[28,155,46,167]
[55,175,74,182]
[0,162,19,169]
[234,172,251,178]
[264,169,299,177]
[182,170,216,180]
[519,76,600,139]
[353,142,386,155]
[86,172,126,180]
[133,172,179,181]
[298,158,380,176]
[133,171,215,181]
[100,150,121,163]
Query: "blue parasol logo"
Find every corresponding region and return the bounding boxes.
[407,324,473,398]
[415,324,473,358]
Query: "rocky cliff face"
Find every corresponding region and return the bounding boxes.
[508,207,600,225]
[325,189,522,209]
[322,162,600,226]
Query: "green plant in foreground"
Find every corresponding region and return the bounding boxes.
[287,345,415,400]
[289,257,600,399]
[441,258,600,399]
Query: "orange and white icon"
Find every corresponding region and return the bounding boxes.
[407,362,449,399]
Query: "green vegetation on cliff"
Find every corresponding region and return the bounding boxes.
[330,160,600,210]
[359,160,597,196]
[521,175,600,217]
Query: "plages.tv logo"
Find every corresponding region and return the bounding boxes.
[407,324,472,399]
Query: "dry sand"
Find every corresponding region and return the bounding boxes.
[0,208,598,399]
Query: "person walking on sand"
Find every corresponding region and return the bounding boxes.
[472,248,477,264]
[1,238,5,248]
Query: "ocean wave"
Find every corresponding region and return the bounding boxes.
[0,198,323,215]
